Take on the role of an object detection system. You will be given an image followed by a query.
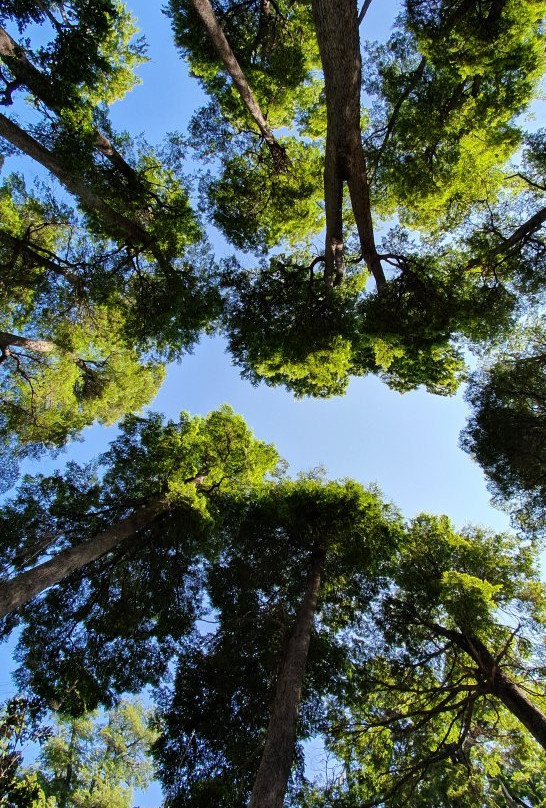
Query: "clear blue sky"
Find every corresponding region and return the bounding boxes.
[2,1,534,804]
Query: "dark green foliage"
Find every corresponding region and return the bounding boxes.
[462,320,546,534]
[0,407,278,712]
[154,477,402,806]
[0,697,51,808]
[306,514,546,807]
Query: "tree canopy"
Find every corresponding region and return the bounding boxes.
[0,1,545,806]
[0,410,544,807]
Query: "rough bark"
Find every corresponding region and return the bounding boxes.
[190,0,288,171]
[311,0,385,289]
[249,549,325,808]
[0,26,142,186]
[0,113,149,246]
[0,331,55,354]
[0,499,167,619]
[429,620,546,751]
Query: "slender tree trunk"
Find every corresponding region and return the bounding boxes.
[0,113,149,246]
[249,549,325,808]
[0,26,143,187]
[0,500,167,619]
[190,0,288,171]
[311,0,385,290]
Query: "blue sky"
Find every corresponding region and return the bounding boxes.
[1,0,536,804]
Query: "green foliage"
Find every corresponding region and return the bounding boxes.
[154,477,402,807]
[0,177,222,460]
[168,0,320,130]
[0,308,165,454]
[36,700,156,808]
[206,139,324,251]
[0,1,146,107]
[462,317,546,535]
[366,0,546,231]
[0,697,156,808]
[0,697,54,808]
[1,407,278,712]
[300,514,546,807]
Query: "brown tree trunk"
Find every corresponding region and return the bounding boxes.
[190,0,287,171]
[311,0,385,290]
[465,633,546,751]
[0,113,149,246]
[249,549,325,808]
[0,26,143,186]
[0,331,55,354]
[428,620,546,751]
[0,500,167,619]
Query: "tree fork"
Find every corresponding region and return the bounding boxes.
[311,0,385,290]
[427,620,546,750]
[465,633,546,751]
[0,499,168,619]
[249,548,325,808]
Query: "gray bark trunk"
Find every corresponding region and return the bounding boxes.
[311,0,385,290]
[0,331,55,353]
[0,113,149,246]
[0,26,142,186]
[0,499,167,619]
[190,0,287,170]
[249,550,325,808]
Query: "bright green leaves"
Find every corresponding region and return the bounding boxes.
[101,405,279,518]
[0,698,156,808]
[0,310,165,456]
[222,254,366,397]
[0,176,220,459]
[440,570,503,631]
[36,700,156,808]
[367,0,546,232]
[168,0,320,130]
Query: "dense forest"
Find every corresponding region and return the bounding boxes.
[0,0,544,806]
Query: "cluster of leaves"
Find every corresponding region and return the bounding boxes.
[0,696,156,808]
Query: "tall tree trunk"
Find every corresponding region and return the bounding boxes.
[0,332,55,354]
[0,113,149,246]
[249,549,325,808]
[0,26,143,187]
[428,620,546,750]
[311,0,385,290]
[190,0,288,171]
[464,633,546,751]
[0,500,167,619]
